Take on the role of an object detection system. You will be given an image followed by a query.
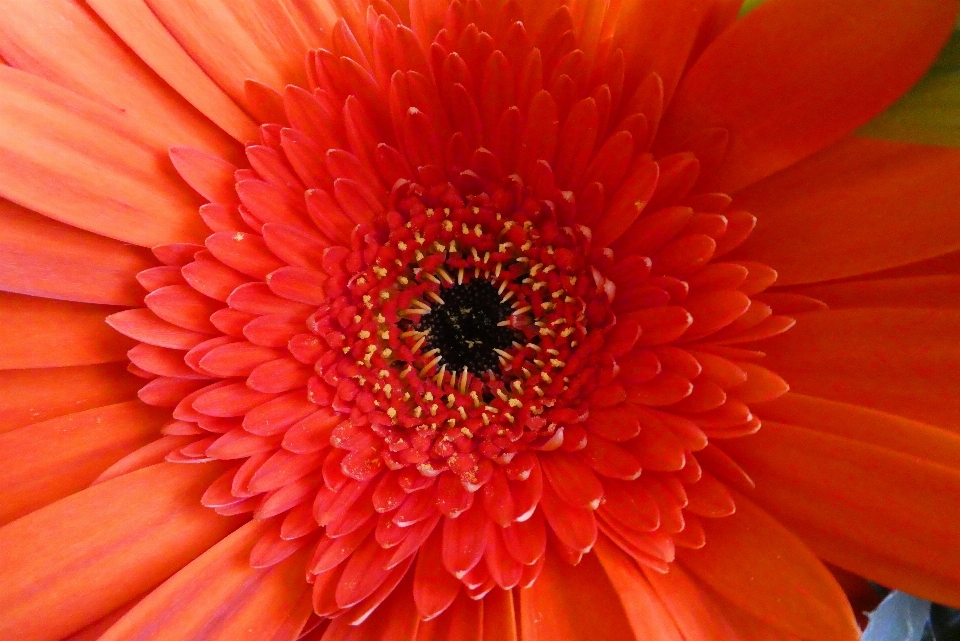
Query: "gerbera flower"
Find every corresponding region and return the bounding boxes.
[0,0,958,639]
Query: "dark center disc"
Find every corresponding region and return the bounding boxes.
[416,279,519,375]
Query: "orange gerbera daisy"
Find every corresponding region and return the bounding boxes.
[0,0,958,639]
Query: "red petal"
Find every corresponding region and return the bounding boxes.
[679,492,860,641]
[758,308,960,431]
[519,551,638,640]
[539,480,597,553]
[169,146,239,204]
[593,536,685,641]
[661,0,958,193]
[502,509,548,566]
[736,139,960,285]
[724,421,960,607]
[441,499,490,578]
[640,562,739,641]
[540,451,604,508]
[413,525,462,619]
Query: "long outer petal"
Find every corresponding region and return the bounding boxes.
[0,363,141,434]
[678,493,860,641]
[722,421,960,607]
[640,562,739,641]
[97,520,312,641]
[593,536,685,641]
[0,0,240,158]
[0,462,241,641]
[0,401,168,525]
[758,393,960,471]
[612,0,711,102]
[519,551,638,640]
[0,66,208,246]
[0,293,132,369]
[792,275,960,310]
[143,0,315,108]
[86,0,260,143]
[659,0,958,193]
[757,308,960,432]
[731,138,960,285]
[0,199,155,306]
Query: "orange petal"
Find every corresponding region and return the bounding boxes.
[794,275,960,309]
[97,520,312,641]
[722,421,960,607]
[0,363,141,434]
[61,598,143,641]
[678,493,860,641]
[0,66,207,246]
[85,0,259,143]
[759,393,960,471]
[0,462,240,641]
[0,293,132,369]
[593,536,685,641]
[639,562,739,641]
[0,401,167,524]
[660,0,958,193]
[482,587,518,641]
[0,199,154,305]
[732,138,960,284]
[144,0,314,108]
[611,0,710,103]
[0,0,240,159]
[519,551,638,640]
[757,308,960,432]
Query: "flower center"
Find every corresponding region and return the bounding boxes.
[415,278,518,376]
[308,177,614,482]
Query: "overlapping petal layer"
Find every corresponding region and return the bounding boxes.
[0,0,956,639]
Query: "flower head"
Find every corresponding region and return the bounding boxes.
[0,0,959,640]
